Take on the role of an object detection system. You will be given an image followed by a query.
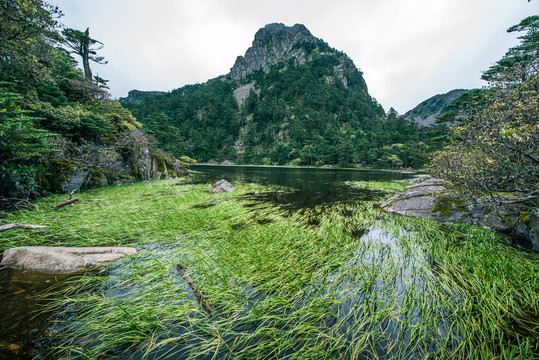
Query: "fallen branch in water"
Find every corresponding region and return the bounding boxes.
[53,190,80,210]
[176,264,213,315]
[0,223,47,232]
[52,197,80,210]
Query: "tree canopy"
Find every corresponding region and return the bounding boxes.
[430,15,539,201]
[0,0,182,198]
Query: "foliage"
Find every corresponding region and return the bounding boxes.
[430,16,539,200]
[481,15,539,86]
[0,85,56,191]
[0,0,189,197]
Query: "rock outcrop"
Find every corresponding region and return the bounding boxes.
[1,246,137,273]
[230,23,317,80]
[381,178,538,249]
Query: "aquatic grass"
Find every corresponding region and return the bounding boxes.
[347,180,409,193]
[2,178,539,359]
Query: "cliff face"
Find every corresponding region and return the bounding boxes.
[228,23,359,87]
[230,23,317,80]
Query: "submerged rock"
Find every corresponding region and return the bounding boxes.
[209,179,235,193]
[1,246,137,274]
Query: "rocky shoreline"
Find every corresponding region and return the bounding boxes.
[381,178,539,251]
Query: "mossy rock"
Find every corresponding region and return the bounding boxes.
[516,211,532,229]
[432,195,467,217]
[37,159,82,192]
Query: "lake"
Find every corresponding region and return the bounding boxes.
[189,165,415,210]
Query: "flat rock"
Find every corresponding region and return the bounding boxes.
[1,246,137,274]
[393,186,446,200]
[384,195,437,214]
[406,178,445,188]
[209,179,235,193]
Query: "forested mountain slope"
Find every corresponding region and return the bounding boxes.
[122,23,447,168]
[404,89,469,126]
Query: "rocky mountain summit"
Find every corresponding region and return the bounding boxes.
[230,23,316,80]
[228,23,358,86]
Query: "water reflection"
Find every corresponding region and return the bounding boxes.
[190,165,413,211]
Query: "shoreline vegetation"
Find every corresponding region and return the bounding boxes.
[1,177,538,359]
[194,162,423,173]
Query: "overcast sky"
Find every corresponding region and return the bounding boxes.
[49,0,535,113]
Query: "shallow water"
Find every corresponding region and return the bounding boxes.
[0,268,72,359]
[190,165,414,210]
[0,166,416,359]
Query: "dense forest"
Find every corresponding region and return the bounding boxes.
[122,28,449,169]
[0,0,190,203]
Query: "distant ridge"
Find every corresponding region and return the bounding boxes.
[405,89,468,126]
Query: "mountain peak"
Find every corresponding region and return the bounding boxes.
[253,23,312,44]
[229,23,319,80]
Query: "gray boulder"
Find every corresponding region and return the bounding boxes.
[209,179,235,193]
[381,178,537,249]
[1,246,137,273]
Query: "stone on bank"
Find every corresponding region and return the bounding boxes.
[1,246,137,274]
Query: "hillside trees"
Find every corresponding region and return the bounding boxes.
[430,15,539,200]
[125,52,446,168]
[0,0,188,199]
[0,85,55,194]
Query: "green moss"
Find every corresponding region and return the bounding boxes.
[432,195,467,217]
[131,163,141,180]
[516,211,532,229]
[82,168,105,189]
[37,159,81,192]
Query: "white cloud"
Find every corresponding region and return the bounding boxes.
[50,0,535,113]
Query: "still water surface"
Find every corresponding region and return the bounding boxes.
[190,165,415,209]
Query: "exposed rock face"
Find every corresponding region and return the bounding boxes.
[230,23,317,80]
[381,178,537,249]
[209,179,235,193]
[233,82,256,108]
[530,209,539,251]
[229,22,358,85]
[1,246,137,274]
[61,167,89,193]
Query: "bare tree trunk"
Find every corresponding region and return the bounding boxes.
[82,28,92,82]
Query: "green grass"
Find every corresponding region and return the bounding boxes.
[1,178,539,359]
